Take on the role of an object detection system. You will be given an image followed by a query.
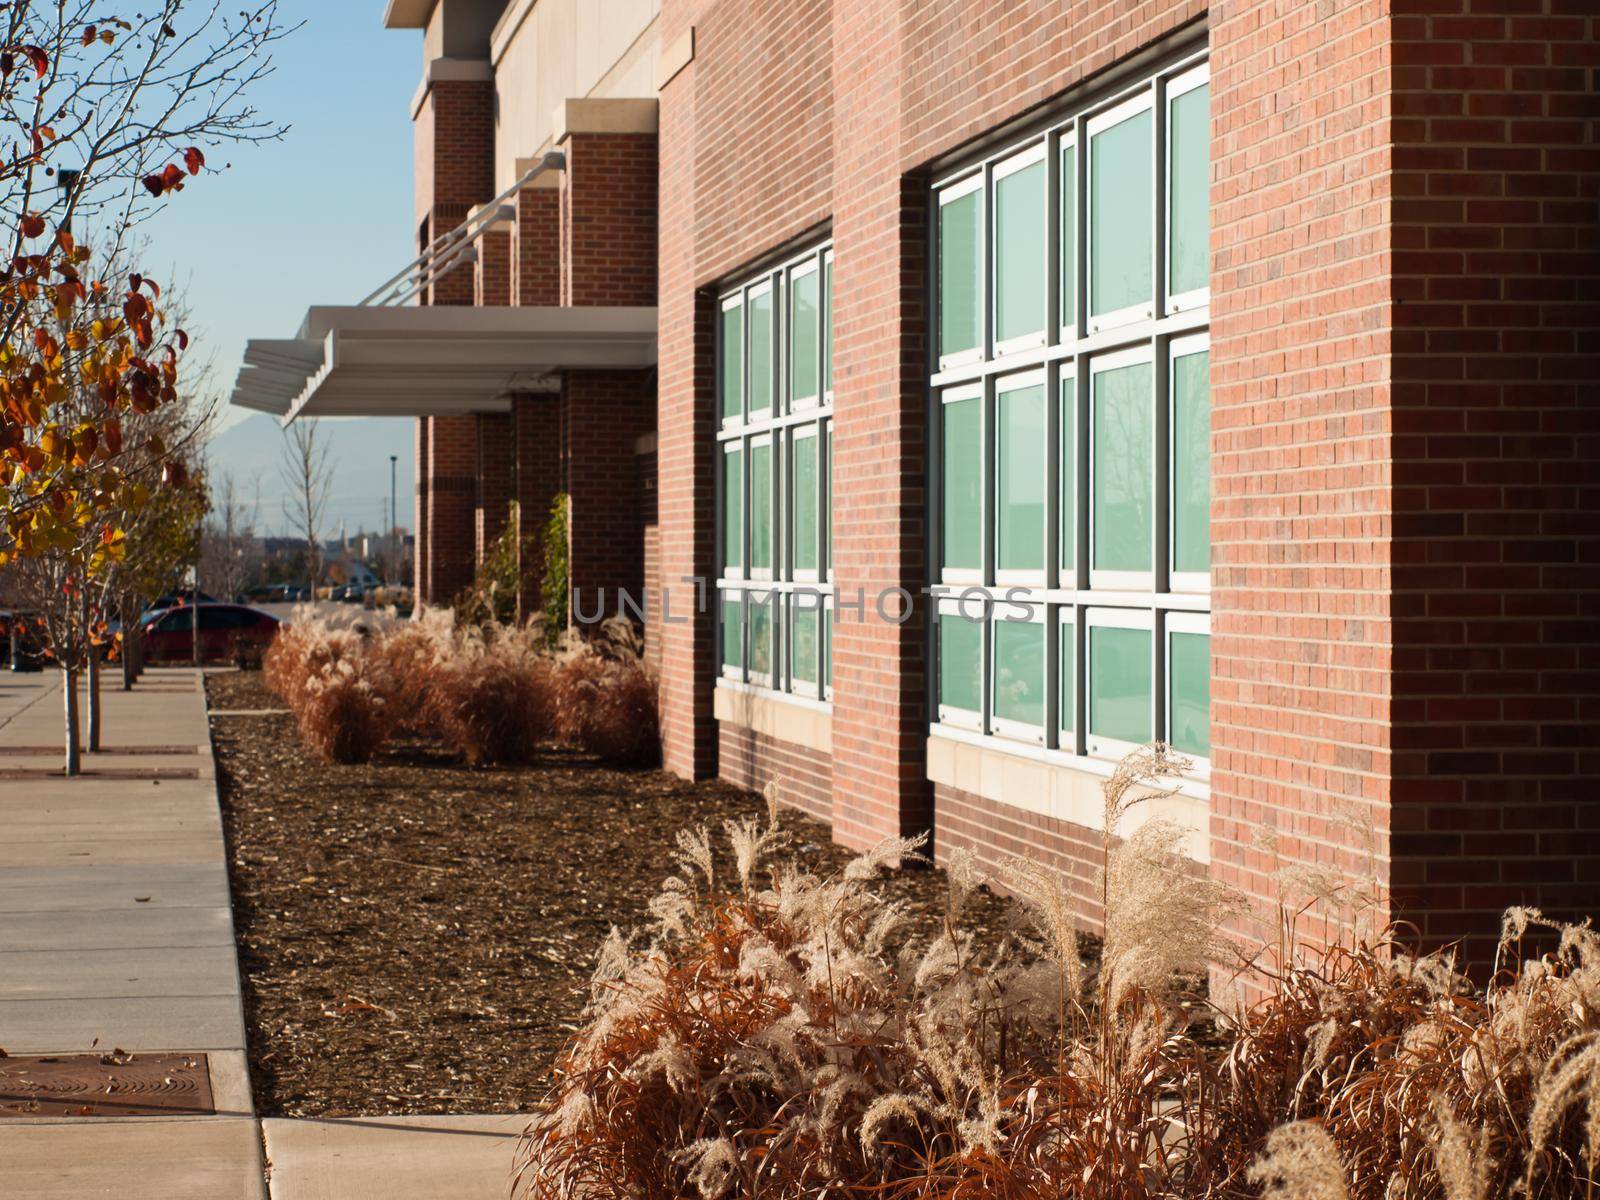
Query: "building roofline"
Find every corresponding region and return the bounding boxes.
[382,0,433,30]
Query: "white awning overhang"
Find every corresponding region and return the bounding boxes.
[230,305,657,424]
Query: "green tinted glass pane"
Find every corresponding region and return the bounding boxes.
[750,595,773,677]
[1169,83,1209,297]
[1169,630,1210,758]
[792,268,820,403]
[721,594,742,671]
[823,257,833,393]
[1060,619,1075,733]
[720,305,742,422]
[995,157,1046,344]
[793,433,818,572]
[749,288,773,415]
[1060,144,1077,329]
[1060,373,1076,575]
[938,611,982,713]
[939,188,982,359]
[1090,107,1153,318]
[722,448,742,572]
[750,441,772,571]
[942,397,982,571]
[1089,624,1151,744]
[1172,350,1210,575]
[994,619,1044,727]
[997,383,1045,572]
[824,424,833,570]
[1092,360,1153,573]
[792,603,819,686]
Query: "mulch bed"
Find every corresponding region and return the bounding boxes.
[205,669,1018,1118]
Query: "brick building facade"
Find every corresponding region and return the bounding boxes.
[235,0,1598,970]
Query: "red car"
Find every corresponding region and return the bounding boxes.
[142,603,280,663]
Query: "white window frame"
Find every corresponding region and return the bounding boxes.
[719,294,744,430]
[990,592,1047,745]
[789,587,825,700]
[1058,606,1077,751]
[1085,89,1156,335]
[1164,609,1212,780]
[938,381,987,586]
[935,170,988,371]
[991,140,1050,358]
[994,368,1049,587]
[788,256,822,411]
[1168,330,1211,594]
[821,593,834,701]
[746,589,777,689]
[720,589,745,681]
[1057,363,1079,592]
[1084,605,1156,761]
[747,431,774,582]
[1087,343,1157,593]
[1057,130,1079,345]
[720,440,745,580]
[936,592,987,730]
[788,423,821,584]
[822,249,835,404]
[1164,61,1211,316]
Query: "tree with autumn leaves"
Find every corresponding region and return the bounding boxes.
[0,1,290,772]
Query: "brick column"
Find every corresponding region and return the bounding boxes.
[513,177,561,307]
[426,415,478,603]
[1386,3,1600,964]
[475,412,513,563]
[511,392,563,617]
[474,223,511,309]
[1208,0,1398,960]
[826,0,932,849]
[414,417,430,601]
[558,103,659,630]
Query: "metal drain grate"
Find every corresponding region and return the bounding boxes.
[0,1052,214,1117]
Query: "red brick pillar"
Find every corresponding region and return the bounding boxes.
[414,417,430,601]
[1208,0,1399,962]
[1385,4,1600,965]
[511,392,563,617]
[426,415,478,603]
[474,223,511,309]
[513,177,561,307]
[411,70,493,606]
[557,103,659,630]
[475,412,512,564]
[826,1,932,848]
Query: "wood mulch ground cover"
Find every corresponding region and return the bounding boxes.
[204,669,1018,1118]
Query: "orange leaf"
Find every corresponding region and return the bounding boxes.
[183,147,205,176]
[22,46,47,80]
[20,214,44,239]
[81,25,96,47]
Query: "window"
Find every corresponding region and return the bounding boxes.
[717,240,833,699]
[930,48,1211,773]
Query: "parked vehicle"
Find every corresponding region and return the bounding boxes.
[141,603,279,663]
[140,589,218,618]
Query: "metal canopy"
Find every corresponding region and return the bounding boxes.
[229,305,658,423]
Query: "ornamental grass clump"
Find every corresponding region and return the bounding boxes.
[428,623,555,766]
[513,748,1600,1200]
[263,616,390,763]
[552,617,659,767]
[366,605,454,738]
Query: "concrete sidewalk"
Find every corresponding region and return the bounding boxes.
[0,668,538,1199]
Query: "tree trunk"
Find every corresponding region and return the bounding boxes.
[62,666,79,777]
[191,602,200,667]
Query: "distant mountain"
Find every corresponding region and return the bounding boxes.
[205,414,417,539]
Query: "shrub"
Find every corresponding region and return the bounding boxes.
[552,618,659,767]
[366,605,454,737]
[294,649,389,764]
[430,626,555,766]
[513,750,1600,1200]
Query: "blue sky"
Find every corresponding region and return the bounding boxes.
[136,0,422,536]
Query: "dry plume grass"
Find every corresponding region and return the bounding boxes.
[262,616,388,763]
[551,618,659,767]
[428,623,555,766]
[511,749,1600,1200]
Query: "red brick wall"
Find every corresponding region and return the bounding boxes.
[638,448,662,672]
[561,132,659,308]
[415,78,494,307]
[475,226,511,308]
[563,372,655,623]
[719,726,834,826]
[514,186,561,307]
[1386,2,1600,962]
[511,393,563,617]
[426,414,478,603]
[414,417,430,600]
[1207,0,1398,957]
[475,413,512,564]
